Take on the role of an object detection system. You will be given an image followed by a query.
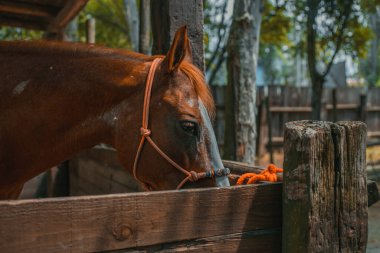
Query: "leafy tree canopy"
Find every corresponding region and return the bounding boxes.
[77,0,132,49]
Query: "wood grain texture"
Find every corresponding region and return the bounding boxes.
[335,121,368,252]
[46,0,88,35]
[0,183,282,252]
[282,120,368,253]
[110,229,281,253]
[151,0,205,71]
[69,147,142,196]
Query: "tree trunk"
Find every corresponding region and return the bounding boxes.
[307,0,323,120]
[369,10,380,87]
[124,0,139,51]
[310,74,324,120]
[139,0,150,54]
[224,0,263,163]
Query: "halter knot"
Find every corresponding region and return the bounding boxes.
[189,171,199,182]
[140,127,151,137]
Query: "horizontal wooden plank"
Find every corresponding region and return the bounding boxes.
[0,1,57,18]
[223,160,265,174]
[114,229,281,253]
[368,131,380,138]
[269,106,311,113]
[11,0,66,8]
[0,184,282,252]
[325,104,358,110]
[0,15,47,29]
[259,103,379,113]
[367,106,380,112]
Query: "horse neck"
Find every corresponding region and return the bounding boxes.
[1,46,150,183]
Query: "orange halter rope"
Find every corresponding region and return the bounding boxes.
[132,58,229,190]
[237,164,283,185]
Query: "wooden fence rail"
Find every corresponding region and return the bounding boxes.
[0,121,378,252]
[211,85,380,158]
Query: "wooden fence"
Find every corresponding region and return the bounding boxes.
[0,121,378,253]
[211,85,380,158]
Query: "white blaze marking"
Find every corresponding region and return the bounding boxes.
[13,80,30,95]
[187,99,195,107]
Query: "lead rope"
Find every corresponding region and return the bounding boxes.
[132,58,228,190]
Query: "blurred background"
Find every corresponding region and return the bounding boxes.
[1,0,379,251]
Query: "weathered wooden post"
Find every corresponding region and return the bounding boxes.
[283,120,367,253]
[151,0,205,71]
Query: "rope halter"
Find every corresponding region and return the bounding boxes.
[132,58,230,190]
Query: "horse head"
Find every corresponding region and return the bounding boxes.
[115,27,230,190]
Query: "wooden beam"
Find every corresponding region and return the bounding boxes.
[367,106,380,112]
[0,1,57,18]
[46,0,88,36]
[325,104,358,110]
[151,0,205,71]
[0,184,282,252]
[368,131,380,138]
[269,106,312,113]
[0,15,47,30]
[222,160,265,174]
[283,121,367,253]
[11,0,65,8]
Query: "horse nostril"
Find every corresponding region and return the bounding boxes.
[144,183,154,191]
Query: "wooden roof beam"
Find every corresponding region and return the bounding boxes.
[46,0,88,37]
[0,1,58,19]
[0,16,47,30]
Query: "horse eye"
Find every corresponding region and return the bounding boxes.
[180,121,199,136]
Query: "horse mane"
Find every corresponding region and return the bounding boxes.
[178,61,215,119]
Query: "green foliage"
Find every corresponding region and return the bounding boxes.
[77,0,131,49]
[203,0,229,67]
[0,0,132,49]
[361,0,380,12]
[343,19,373,58]
[0,27,43,40]
[296,0,373,64]
[260,1,292,47]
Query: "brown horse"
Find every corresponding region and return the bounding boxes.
[0,27,230,200]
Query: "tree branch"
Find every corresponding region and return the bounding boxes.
[206,1,228,71]
[208,44,227,86]
[322,0,354,78]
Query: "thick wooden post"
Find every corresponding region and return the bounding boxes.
[151,0,204,71]
[283,120,367,253]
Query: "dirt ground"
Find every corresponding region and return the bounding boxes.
[368,198,380,253]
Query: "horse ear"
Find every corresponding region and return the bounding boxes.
[163,26,193,73]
